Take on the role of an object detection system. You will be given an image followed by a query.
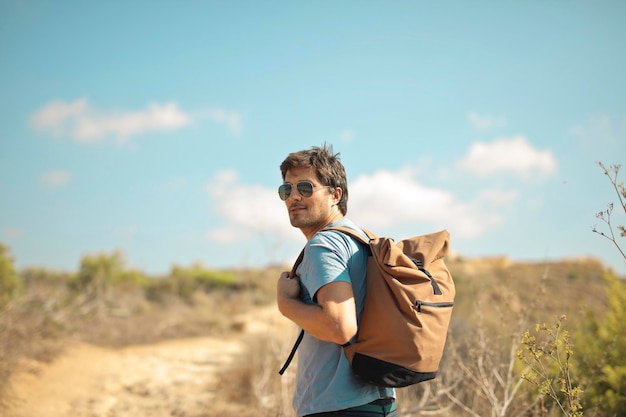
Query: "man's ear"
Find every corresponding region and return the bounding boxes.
[332,187,343,205]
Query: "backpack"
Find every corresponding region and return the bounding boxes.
[278,226,455,388]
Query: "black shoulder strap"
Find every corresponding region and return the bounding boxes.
[278,248,305,375]
[278,329,304,375]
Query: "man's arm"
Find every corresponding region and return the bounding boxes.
[277,273,357,345]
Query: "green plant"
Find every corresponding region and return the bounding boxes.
[518,316,583,417]
[69,250,127,292]
[168,263,237,302]
[573,271,626,415]
[0,243,21,307]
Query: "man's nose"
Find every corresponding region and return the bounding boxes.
[287,187,302,200]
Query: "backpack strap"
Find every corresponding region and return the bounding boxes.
[323,225,375,246]
[278,248,305,375]
[279,329,304,375]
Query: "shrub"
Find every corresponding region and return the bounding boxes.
[574,272,626,415]
[169,263,237,302]
[518,316,583,417]
[0,243,21,307]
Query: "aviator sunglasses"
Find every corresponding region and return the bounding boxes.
[278,181,334,201]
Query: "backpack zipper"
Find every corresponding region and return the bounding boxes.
[415,300,454,313]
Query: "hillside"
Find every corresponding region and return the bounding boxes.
[0,256,617,416]
[448,256,610,329]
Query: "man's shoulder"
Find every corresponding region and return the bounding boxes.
[307,221,367,254]
[322,219,368,243]
[308,228,347,247]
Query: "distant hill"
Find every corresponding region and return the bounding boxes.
[446,256,611,336]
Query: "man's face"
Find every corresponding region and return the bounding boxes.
[283,167,339,237]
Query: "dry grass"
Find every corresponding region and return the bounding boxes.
[0,257,614,416]
[0,265,280,410]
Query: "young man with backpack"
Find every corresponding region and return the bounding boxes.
[276,145,397,417]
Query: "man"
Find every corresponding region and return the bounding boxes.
[276,145,396,417]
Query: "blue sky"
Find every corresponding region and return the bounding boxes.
[1,1,625,276]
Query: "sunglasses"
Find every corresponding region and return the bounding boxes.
[278,181,333,201]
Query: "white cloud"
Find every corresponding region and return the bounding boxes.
[205,167,519,261]
[206,108,242,135]
[349,168,506,239]
[31,98,90,137]
[206,170,301,244]
[468,111,507,131]
[349,168,453,228]
[30,98,243,143]
[40,170,72,187]
[338,130,355,142]
[477,187,520,206]
[207,227,246,244]
[458,135,557,178]
[31,98,191,143]
[569,113,625,146]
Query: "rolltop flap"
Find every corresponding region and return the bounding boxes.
[395,230,450,269]
[325,227,450,270]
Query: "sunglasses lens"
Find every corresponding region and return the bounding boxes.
[278,184,292,201]
[278,181,318,200]
[297,181,314,197]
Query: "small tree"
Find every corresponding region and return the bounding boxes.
[169,262,236,302]
[574,272,626,415]
[0,243,21,307]
[69,250,127,316]
[72,250,126,289]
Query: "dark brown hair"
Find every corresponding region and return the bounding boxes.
[279,144,348,215]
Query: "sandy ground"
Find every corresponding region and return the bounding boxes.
[3,306,295,417]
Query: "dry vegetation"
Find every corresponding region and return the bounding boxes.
[0,253,616,417]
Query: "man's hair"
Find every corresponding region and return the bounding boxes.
[280,144,348,215]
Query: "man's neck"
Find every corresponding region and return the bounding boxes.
[302,212,344,240]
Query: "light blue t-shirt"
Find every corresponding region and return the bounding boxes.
[292,218,394,416]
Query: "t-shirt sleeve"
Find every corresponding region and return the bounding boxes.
[299,232,352,303]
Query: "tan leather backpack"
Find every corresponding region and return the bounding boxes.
[279,226,455,388]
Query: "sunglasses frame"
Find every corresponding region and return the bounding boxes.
[278,181,333,201]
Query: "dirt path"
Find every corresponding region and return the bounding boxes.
[4,306,294,417]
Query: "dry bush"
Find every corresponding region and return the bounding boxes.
[391,286,540,417]
[69,282,268,347]
[0,274,70,408]
[213,332,297,417]
[208,291,300,417]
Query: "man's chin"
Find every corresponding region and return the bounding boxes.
[289,215,308,228]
